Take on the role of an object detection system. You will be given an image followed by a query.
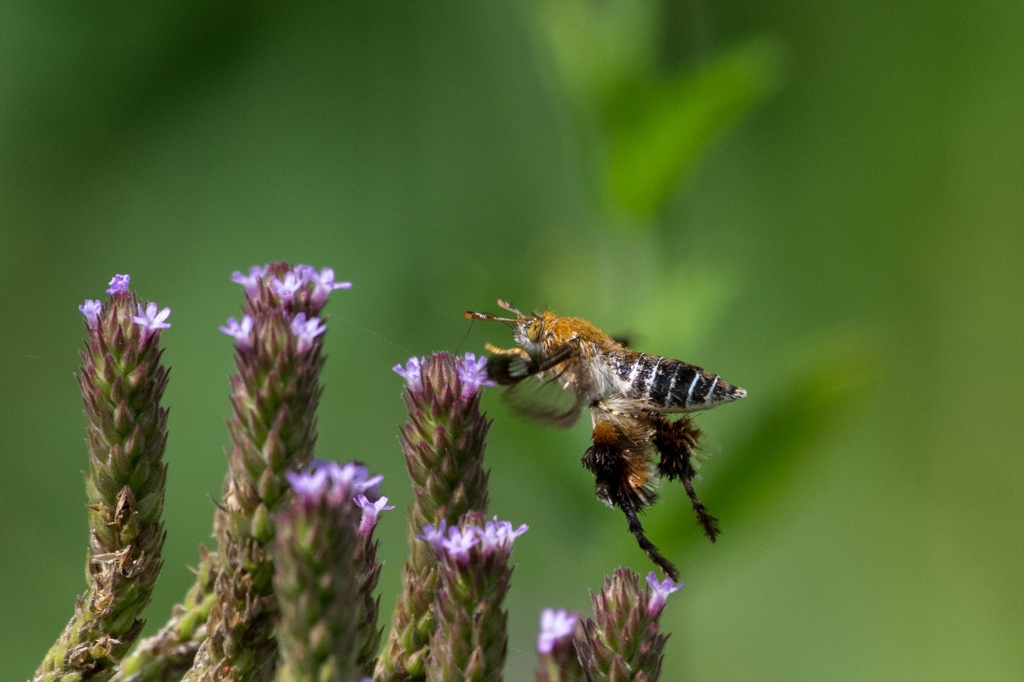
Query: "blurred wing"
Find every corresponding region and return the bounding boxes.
[501,372,585,429]
[485,346,586,428]
[591,408,656,457]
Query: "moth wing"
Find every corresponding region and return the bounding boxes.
[500,371,586,429]
[590,408,656,458]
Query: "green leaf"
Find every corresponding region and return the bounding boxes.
[651,341,875,553]
[604,39,785,217]
[703,347,873,520]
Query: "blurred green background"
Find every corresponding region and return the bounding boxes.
[1,2,1021,680]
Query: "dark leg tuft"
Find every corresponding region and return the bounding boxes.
[583,434,679,580]
[653,416,721,542]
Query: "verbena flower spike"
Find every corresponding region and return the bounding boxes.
[423,511,526,682]
[119,263,349,682]
[376,352,493,682]
[27,266,697,682]
[576,568,678,682]
[182,262,338,681]
[35,275,170,682]
[274,462,388,682]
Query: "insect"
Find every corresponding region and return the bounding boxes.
[464,300,746,580]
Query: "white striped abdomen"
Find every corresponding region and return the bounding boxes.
[603,350,746,413]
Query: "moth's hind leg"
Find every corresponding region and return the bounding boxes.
[583,421,680,581]
[653,415,721,542]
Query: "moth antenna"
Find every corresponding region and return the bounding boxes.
[464,310,518,323]
[496,299,524,316]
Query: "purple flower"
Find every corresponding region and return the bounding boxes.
[292,264,317,281]
[393,356,424,392]
[416,521,449,555]
[646,571,683,616]
[285,468,330,500]
[219,315,254,349]
[313,459,384,499]
[270,270,308,302]
[231,265,268,296]
[309,267,352,306]
[439,526,479,566]
[537,608,578,654]
[476,516,528,555]
[106,274,131,295]
[290,312,326,354]
[455,352,494,397]
[131,302,171,339]
[79,299,102,328]
[355,494,394,534]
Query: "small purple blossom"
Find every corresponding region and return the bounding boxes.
[290,312,326,354]
[131,302,171,339]
[646,571,683,616]
[419,517,526,564]
[355,494,394,534]
[309,267,352,306]
[292,264,317,281]
[312,459,384,499]
[455,352,494,397]
[106,274,131,295]
[231,265,268,296]
[79,300,102,328]
[270,270,308,302]
[537,608,578,655]
[416,521,449,555]
[219,315,254,349]
[439,526,479,566]
[285,468,330,499]
[476,516,529,555]
[393,356,424,391]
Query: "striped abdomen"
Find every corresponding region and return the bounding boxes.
[604,350,746,413]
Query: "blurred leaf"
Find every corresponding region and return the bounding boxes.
[527,0,659,111]
[704,345,873,519]
[603,39,784,218]
[653,340,876,553]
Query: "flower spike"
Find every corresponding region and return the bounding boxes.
[423,512,523,682]
[36,280,170,682]
[576,568,672,682]
[377,353,492,681]
[123,262,331,682]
